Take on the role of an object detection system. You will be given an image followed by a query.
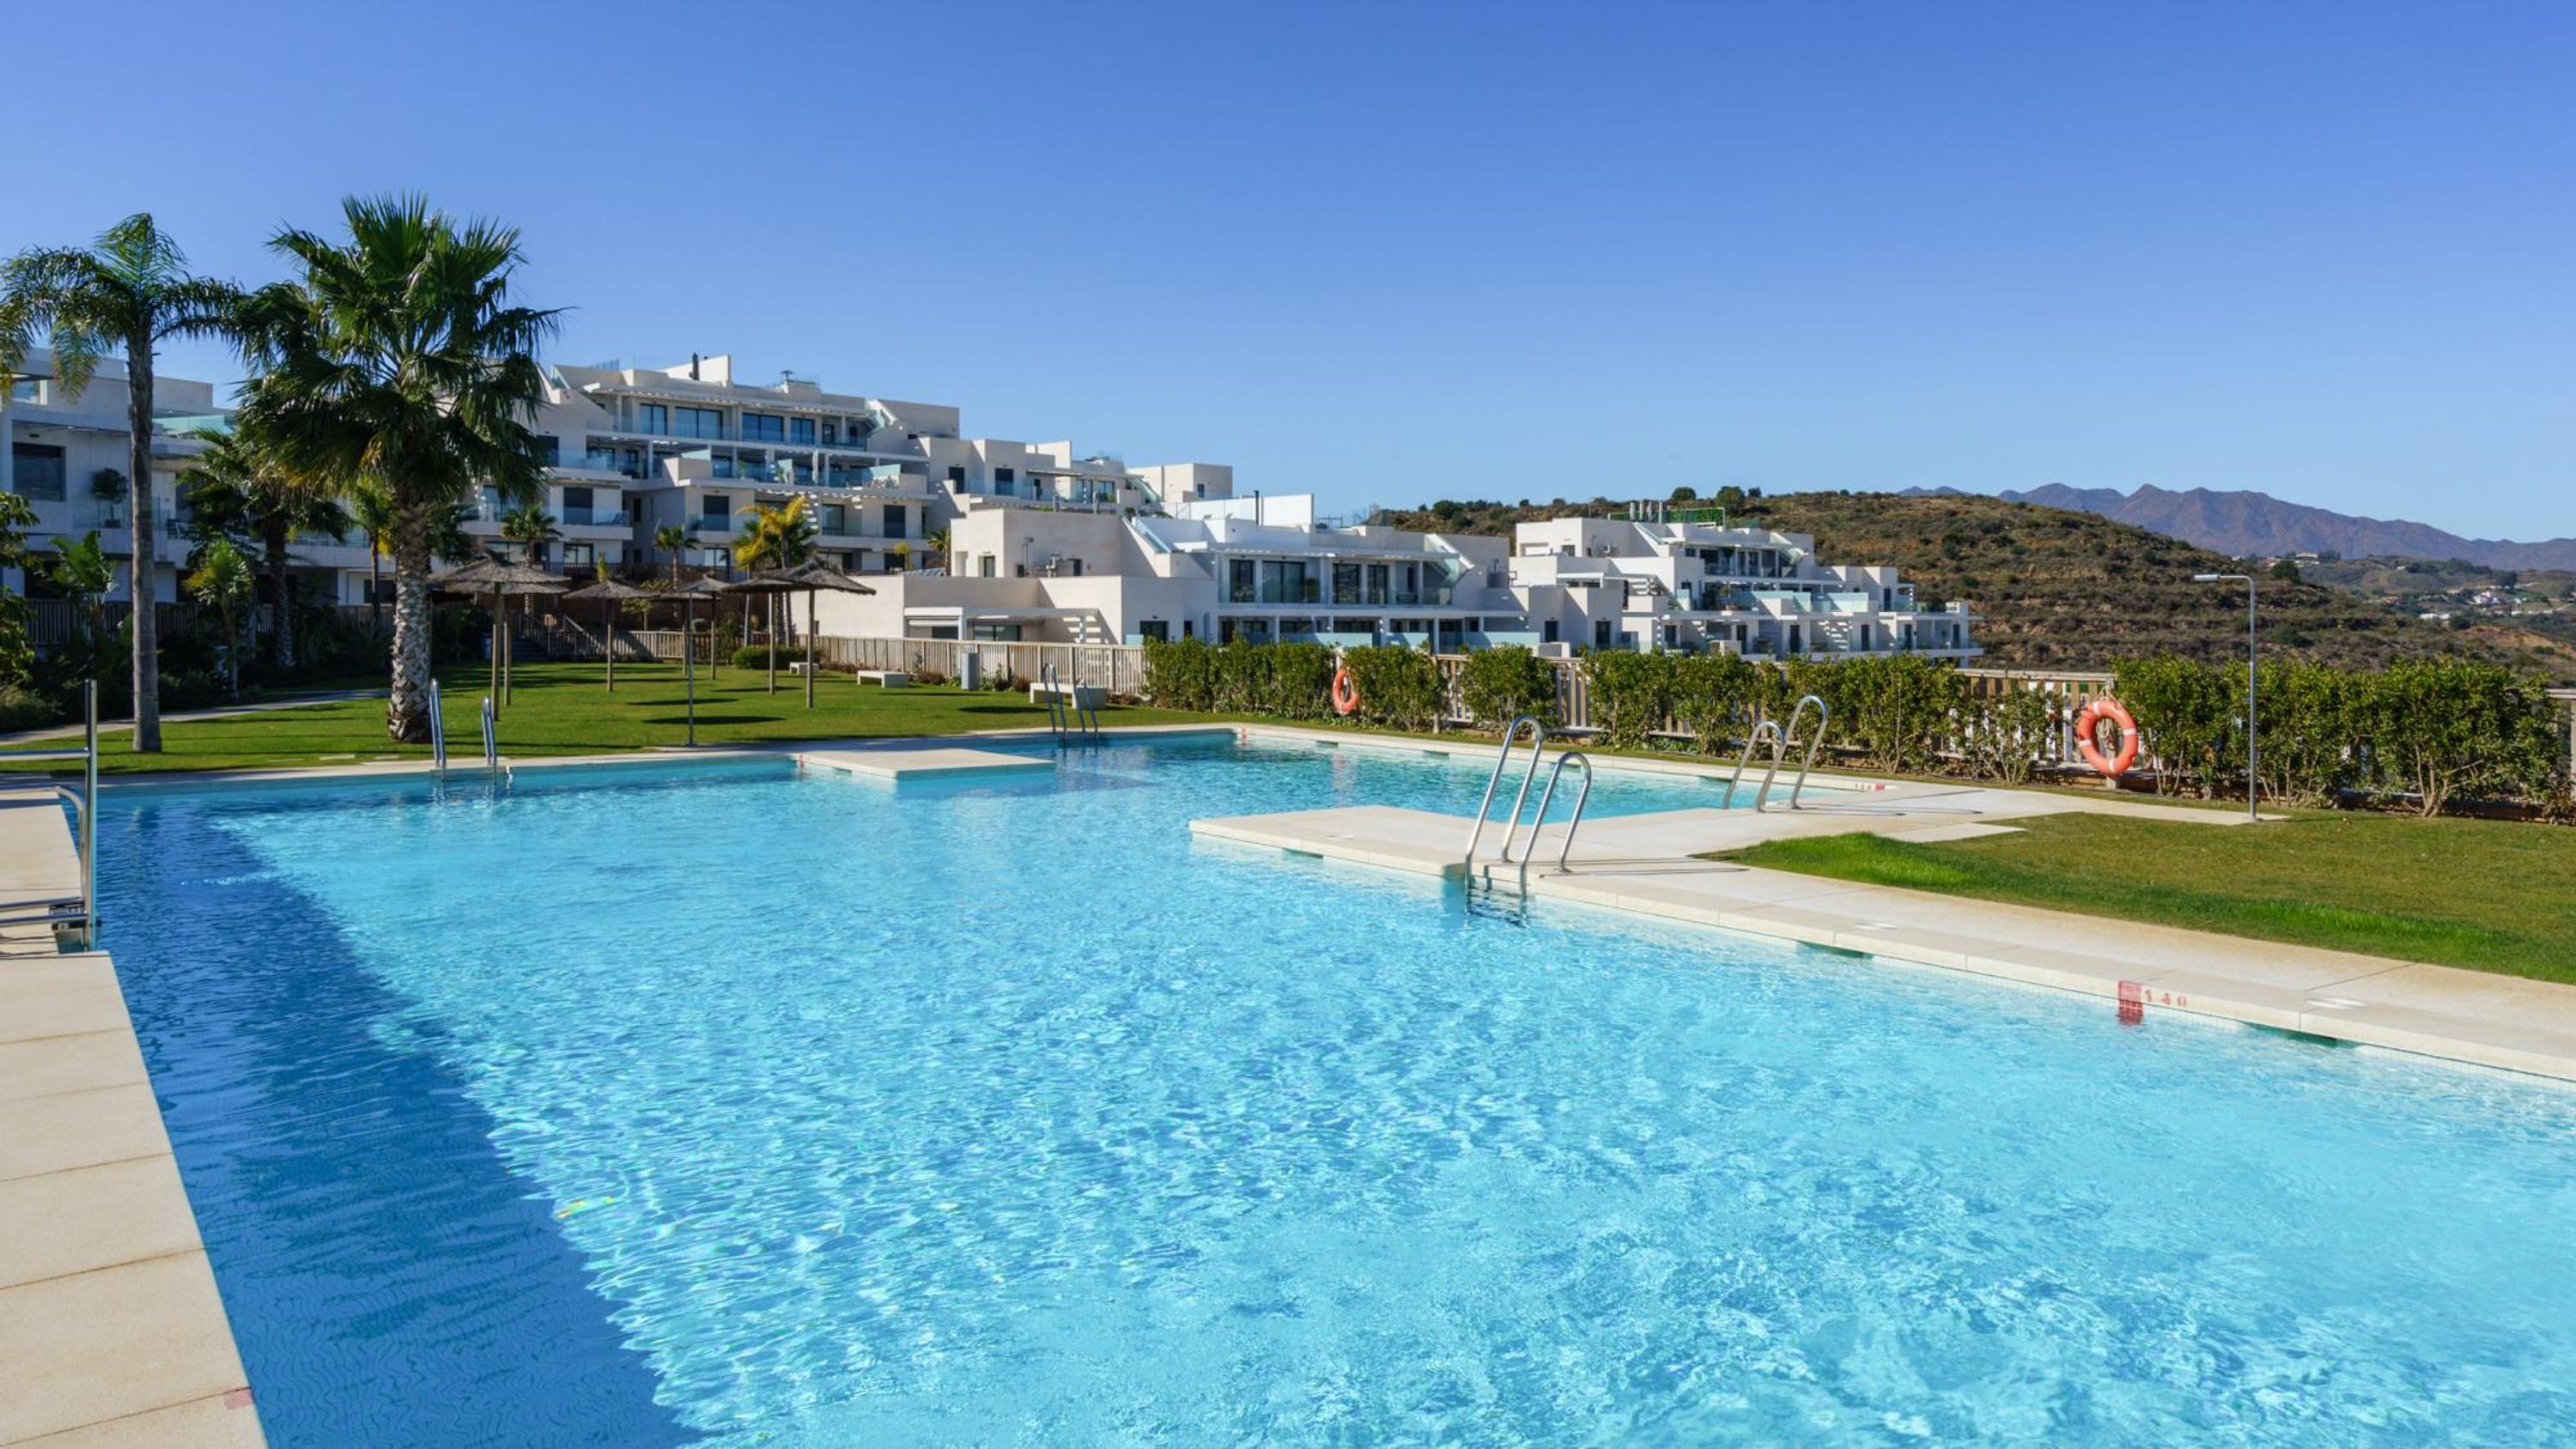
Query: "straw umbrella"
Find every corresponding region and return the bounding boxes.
[673,575,730,743]
[561,579,657,691]
[721,562,876,707]
[431,556,570,710]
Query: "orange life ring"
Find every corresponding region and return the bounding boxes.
[2074,697,2140,776]
[1330,665,1361,716]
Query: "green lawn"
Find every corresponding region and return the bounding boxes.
[0,661,1216,775]
[1715,812,2576,981]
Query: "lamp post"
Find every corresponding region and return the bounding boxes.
[2194,572,2259,821]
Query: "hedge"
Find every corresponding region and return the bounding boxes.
[1142,640,2571,815]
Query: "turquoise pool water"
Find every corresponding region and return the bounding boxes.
[100,737,2576,1444]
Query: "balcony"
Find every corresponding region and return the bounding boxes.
[684,515,738,536]
[560,507,630,528]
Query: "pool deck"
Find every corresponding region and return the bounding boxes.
[1197,727,2576,1082]
[0,785,264,1447]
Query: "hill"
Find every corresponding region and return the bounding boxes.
[1374,493,2576,678]
[1971,484,2576,572]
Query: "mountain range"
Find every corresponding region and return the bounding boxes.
[1915,485,2576,572]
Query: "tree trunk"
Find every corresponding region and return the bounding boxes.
[368,540,382,637]
[387,532,436,743]
[264,521,295,670]
[125,330,161,752]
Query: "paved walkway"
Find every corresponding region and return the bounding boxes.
[1191,751,2576,1082]
[0,785,263,1446]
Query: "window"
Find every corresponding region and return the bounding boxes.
[1229,558,1255,604]
[880,505,905,539]
[526,433,560,465]
[562,486,594,517]
[787,417,816,446]
[1138,621,1170,642]
[561,543,595,568]
[9,445,65,501]
[946,465,965,484]
[740,412,785,442]
[636,403,668,433]
[7,379,40,403]
[674,406,724,440]
[977,554,996,578]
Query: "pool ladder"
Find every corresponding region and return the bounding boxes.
[1460,715,1594,919]
[1042,663,1102,745]
[1723,694,1829,811]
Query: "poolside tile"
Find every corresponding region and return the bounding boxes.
[7,1390,265,1448]
[0,1251,251,1445]
[0,1157,202,1289]
[0,1085,170,1182]
[0,985,135,1046]
[0,1031,149,1102]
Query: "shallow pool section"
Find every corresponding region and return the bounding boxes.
[100,738,2576,1443]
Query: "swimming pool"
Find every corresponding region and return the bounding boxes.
[100,737,2576,1443]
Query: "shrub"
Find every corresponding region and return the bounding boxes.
[1668,652,1759,754]
[1959,680,2056,786]
[1583,650,1674,749]
[2363,658,2557,815]
[0,682,59,732]
[2114,656,2239,796]
[1141,636,1218,711]
[1456,645,1558,730]
[1835,654,1965,774]
[1340,645,1443,731]
[731,644,810,670]
[2251,658,2362,808]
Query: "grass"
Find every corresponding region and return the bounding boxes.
[1714,811,2576,982]
[0,661,1217,775]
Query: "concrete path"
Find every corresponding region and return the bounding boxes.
[1191,791,2576,1082]
[0,785,264,1446]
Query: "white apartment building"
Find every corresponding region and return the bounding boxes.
[1508,510,1978,658]
[815,493,1978,662]
[2,349,383,606]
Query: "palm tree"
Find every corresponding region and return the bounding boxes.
[499,503,559,568]
[185,537,253,699]
[0,215,246,751]
[653,523,687,582]
[178,426,349,671]
[349,486,394,635]
[235,196,557,743]
[732,497,815,658]
[927,527,951,570]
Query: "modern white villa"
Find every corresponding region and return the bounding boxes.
[3,349,1974,662]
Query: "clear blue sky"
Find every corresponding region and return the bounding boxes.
[10,1,2571,538]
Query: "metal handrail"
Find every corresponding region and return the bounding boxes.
[480,696,499,767]
[1462,715,1547,869]
[1516,751,1595,896]
[1724,719,1781,809]
[1754,694,1829,811]
[428,678,447,770]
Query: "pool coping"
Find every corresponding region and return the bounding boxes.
[0,782,264,1447]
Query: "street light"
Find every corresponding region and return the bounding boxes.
[2194,573,2259,821]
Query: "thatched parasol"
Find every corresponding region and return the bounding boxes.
[674,576,731,678]
[432,556,570,709]
[561,579,659,692]
[721,563,878,706]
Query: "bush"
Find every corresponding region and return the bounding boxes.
[1339,645,1443,730]
[1959,680,2057,786]
[1456,645,1558,731]
[1834,654,1965,774]
[732,644,810,670]
[1141,637,1218,711]
[2251,658,2362,808]
[1668,652,1760,754]
[0,683,59,732]
[1583,650,1675,749]
[2113,656,2239,797]
[2364,658,2557,815]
